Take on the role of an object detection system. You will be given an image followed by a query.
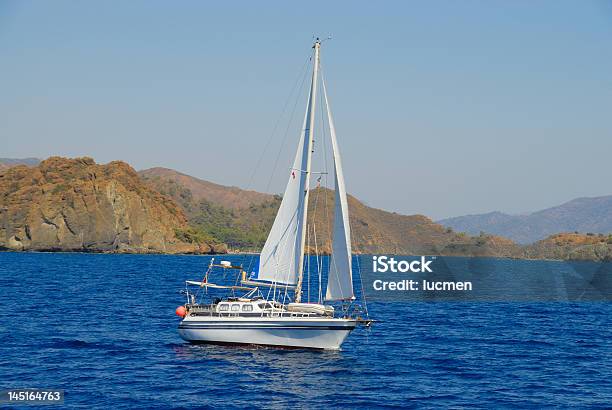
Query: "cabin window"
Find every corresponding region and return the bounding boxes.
[242,305,253,312]
[258,302,273,309]
[219,304,229,311]
[231,304,240,312]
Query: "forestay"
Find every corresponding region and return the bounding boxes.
[323,78,354,301]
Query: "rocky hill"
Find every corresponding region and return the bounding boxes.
[305,188,522,257]
[523,232,612,261]
[3,157,610,261]
[139,167,272,210]
[0,157,224,253]
[144,166,612,260]
[141,167,522,257]
[439,195,612,244]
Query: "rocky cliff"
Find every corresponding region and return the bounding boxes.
[0,157,225,253]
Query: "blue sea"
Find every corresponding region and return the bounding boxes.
[0,253,611,408]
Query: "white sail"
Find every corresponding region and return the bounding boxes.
[323,78,354,301]
[256,44,320,288]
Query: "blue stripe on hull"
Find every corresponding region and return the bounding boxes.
[179,325,353,330]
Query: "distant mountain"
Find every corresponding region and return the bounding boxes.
[0,158,41,172]
[306,188,520,257]
[439,196,612,244]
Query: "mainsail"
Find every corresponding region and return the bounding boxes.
[255,42,320,289]
[323,78,354,301]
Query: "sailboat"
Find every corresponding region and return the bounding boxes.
[176,39,371,349]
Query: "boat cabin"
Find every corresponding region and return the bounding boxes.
[185,297,334,319]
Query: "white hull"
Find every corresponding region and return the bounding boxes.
[178,316,356,350]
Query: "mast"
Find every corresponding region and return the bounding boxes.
[294,39,321,303]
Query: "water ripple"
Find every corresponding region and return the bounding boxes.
[0,253,611,408]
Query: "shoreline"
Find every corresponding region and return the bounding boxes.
[0,248,609,263]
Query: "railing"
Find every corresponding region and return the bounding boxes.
[186,305,319,319]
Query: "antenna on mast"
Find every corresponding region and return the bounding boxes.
[312,35,332,48]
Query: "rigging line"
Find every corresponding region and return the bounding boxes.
[233,264,242,288]
[318,67,337,299]
[262,205,300,303]
[265,283,273,306]
[245,55,311,193]
[321,70,354,302]
[273,49,316,303]
[281,251,294,305]
[316,65,328,305]
[240,55,311,274]
[194,258,213,302]
[306,224,310,303]
[281,251,292,305]
[282,219,298,302]
[258,47,315,304]
[271,225,294,304]
[246,256,254,279]
[313,222,322,304]
[321,68,347,301]
[264,51,313,194]
[265,257,278,302]
[355,254,369,317]
[323,65,366,309]
[311,176,323,303]
[319,67,331,238]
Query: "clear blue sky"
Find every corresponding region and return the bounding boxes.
[2,1,611,220]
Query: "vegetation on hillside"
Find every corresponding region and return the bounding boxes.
[143,168,612,261]
[145,175,281,250]
[523,232,612,261]
[189,198,281,250]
